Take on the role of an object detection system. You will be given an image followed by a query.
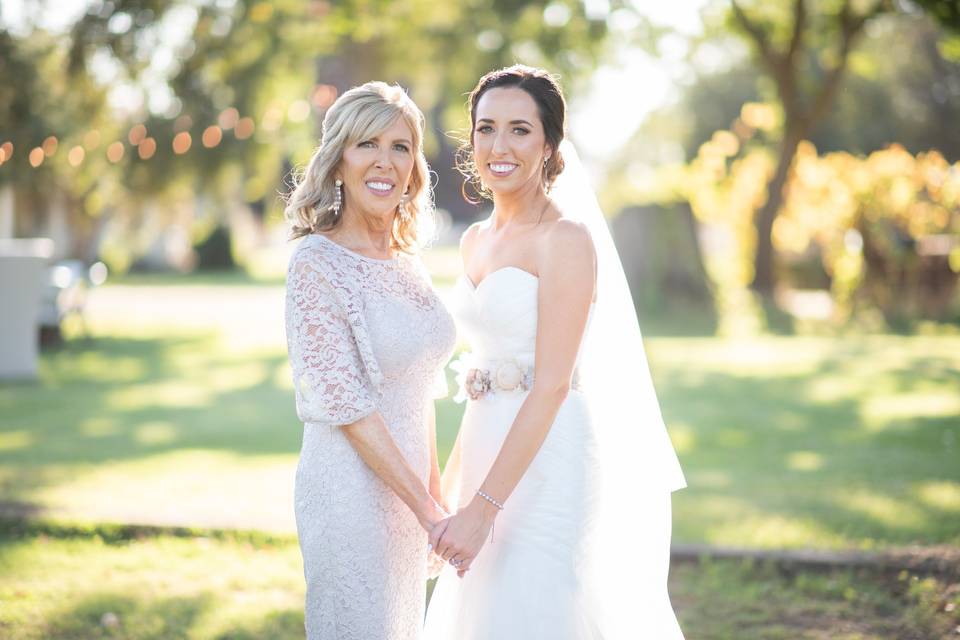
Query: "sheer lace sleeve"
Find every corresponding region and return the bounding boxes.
[285,243,382,427]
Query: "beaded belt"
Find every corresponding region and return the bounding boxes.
[455,357,580,402]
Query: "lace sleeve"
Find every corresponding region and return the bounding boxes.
[285,246,380,427]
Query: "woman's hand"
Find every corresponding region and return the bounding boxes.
[430,480,451,517]
[418,497,450,534]
[428,496,500,577]
[426,544,447,579]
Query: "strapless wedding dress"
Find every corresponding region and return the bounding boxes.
[423,267,683,639]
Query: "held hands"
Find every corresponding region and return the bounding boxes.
[424,492,451,579]
[426,544,447,579]
[428,496,500,578]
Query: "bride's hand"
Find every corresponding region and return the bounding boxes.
[426,516,453,578]
[428,496,499,578]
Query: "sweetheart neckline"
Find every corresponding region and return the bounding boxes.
[461,266,538,292]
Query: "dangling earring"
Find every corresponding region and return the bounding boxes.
[329,179,343,216]
[398,190,410,221]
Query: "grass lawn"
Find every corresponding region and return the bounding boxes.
[1,522,957,640]
[1,264,959,637]
[2,273,958,548]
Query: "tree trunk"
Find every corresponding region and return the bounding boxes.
[751,124,804,296]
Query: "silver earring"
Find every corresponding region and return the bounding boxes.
[329,179,343,216]
[398,190,410,220]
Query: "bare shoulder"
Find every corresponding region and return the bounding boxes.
[459,220,487,263]
[460,221,484,246]
[538,218,595,265]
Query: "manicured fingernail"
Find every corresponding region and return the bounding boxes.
[427,543,433,552]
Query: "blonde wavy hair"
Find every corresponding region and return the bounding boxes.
[285,81,434,252]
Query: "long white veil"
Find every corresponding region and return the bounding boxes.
[552,140,686,637]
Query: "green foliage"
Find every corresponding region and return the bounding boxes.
[779,143,960,325]
[626,103,960,328]
[0,0,618,258]
[912,0,960,31]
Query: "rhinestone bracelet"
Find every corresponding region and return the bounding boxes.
[476,490,504,510]
[476,490,504,542]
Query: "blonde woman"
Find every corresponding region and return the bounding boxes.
[284,82,455,640]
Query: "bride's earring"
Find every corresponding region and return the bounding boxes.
[330,178,343,216]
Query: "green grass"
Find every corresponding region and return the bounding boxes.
[2,269,960,637]
[0,524,304,640]
[669,556,960,639]
[654,335,960,549]
[1,522,956,640]
[1,275,959,548]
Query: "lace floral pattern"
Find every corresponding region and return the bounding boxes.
[285,233,456,640]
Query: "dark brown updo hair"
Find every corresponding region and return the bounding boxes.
[457,65,566,202]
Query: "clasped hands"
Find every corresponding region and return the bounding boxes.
[425,496,498,579]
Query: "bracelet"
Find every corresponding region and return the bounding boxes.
[476,490,504,510]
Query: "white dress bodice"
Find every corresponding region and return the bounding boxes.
[452,267,540,361]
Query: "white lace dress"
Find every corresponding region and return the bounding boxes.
[285,233,456,640]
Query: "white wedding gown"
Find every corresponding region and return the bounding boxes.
[423,266,684,639]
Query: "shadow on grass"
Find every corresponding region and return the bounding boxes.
[670,557,959,640]
[2,322,958,550]
[212,609,304,640]
[35,592,303,640]
[0,336,300,465]
[0,334,466,507]
[657,339,960,548]
[45,592,211,640]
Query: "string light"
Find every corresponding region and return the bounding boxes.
[138,137,157,159]
[172,131,192,154]
[174,115,193,132]
[287,99,310,122]
[260,103,284,132]
[218,107,239,130]
[234,117,255,139]
[106,141,125,163]
[201,125,223,148]
[128,124,147,145]
[8,95,326,170]
[311,84,337,109]
[83,130,101,150]
[68,145,85,166]
[42,136,58,157]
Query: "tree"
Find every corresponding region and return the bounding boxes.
[728,0,960,296]
[2,0,619,254]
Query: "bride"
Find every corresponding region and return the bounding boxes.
[424,65,687,639]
